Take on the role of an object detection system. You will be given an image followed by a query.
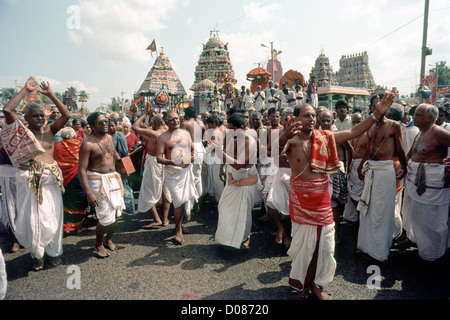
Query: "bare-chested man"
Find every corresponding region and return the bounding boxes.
[133,102,170,228]
[3,77,69,270]
[264,108,293,247]
[214,113,261,249]
[156,111,198,245]
[318,110,353,242]
[259,107,284,222]
[402,103,450,261]
[356,94,406,263]
[180,106,206,211]
[79,112,125,258]
[278,93,395,300]
[344,112,369,223]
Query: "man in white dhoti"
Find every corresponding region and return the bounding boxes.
[262,108,292,247]
[356,94,406,262]
[79,112,125,258]
[181,106,206,212]
[254,86,266,112]
[214,113,262,249]
[132,105,171,228]
[157,111,198,245]
[402,104,450,261]
[3,77,69,271]
[204,115,225,203]
[344,113,368,223]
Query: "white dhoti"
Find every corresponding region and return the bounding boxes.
[357,160,396,262]
[0,249,6,300]
[402,161,450,261]
[344,158,364,222]
[87,171,125,227]
[288,223,336,290]
[0,165,19,233]
[310,93,318,108]
[265,167,291,215]
[205,152,225,202]
[15,168,64,259]
[164,164,198,220]
[215,165,262,249]
[192,142,205,198]
[137,154,169,212]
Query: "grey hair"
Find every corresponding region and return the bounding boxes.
[22,103,44,115]
[60,126,76,139]
[281,107,293,117]
[421,103,439,121]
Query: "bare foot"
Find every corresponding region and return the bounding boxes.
[142,221,162,229]
[174,232,184,245]
[311,284,332,300]
[104,239,117,251]
[241,238,250,249]
[94,245,110,258]
[275,229,284,245]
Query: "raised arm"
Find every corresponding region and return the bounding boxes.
[334,92,395,144]
[3,77,38,124]
[38,81,70,134]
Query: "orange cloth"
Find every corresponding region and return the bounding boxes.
[54,139,82,187]
[310,129,340,174]
[289,176,333,226]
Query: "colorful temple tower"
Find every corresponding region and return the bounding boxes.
[337,51,376,90]
[137,48,187,110]
[309,50,339,87]
[190,30,237,113]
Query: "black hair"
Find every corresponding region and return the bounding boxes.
[227,112,246,129]
[87,112,101,127]
[206,115,220,127]
[184,105,197,119]
[268,107,278,116]
[370,93,384,106]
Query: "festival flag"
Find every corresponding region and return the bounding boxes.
[146,39,157,57]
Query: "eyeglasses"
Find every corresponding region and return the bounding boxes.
[95,120,108,125]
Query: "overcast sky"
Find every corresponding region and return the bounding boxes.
[1,0,449,111]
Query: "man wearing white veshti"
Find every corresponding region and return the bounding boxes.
[402,104,450,261]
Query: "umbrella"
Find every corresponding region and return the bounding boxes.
[279,69,306,88]
[246,67,271,94]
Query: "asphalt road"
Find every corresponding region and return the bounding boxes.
[1,196,449,310]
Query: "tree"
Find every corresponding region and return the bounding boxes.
[78,90,89,102]
[430,61,450,87]
[110,97,121,112]
[0,88,17,105]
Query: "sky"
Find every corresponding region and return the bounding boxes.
[1,0,449,111]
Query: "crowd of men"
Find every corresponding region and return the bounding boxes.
[0,76,449,300]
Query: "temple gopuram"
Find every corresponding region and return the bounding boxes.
[309,50,339,87]
[190,30,237,113]
[137,48,187,111]
[337,51,376,90]
[310,50,374,112]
